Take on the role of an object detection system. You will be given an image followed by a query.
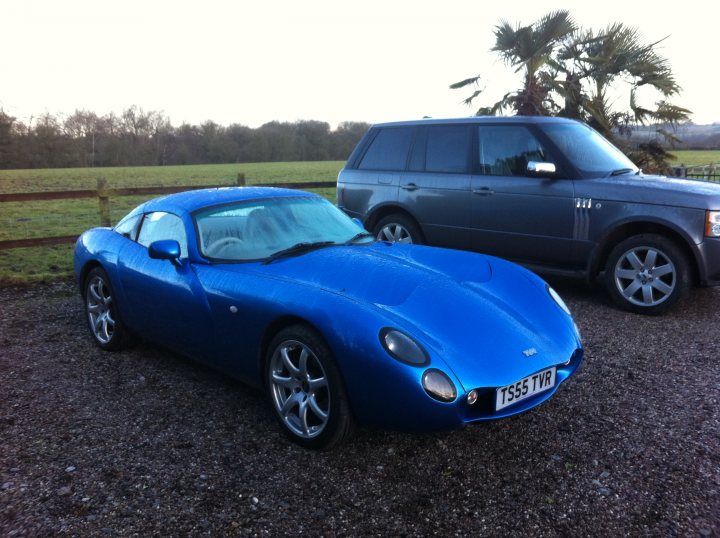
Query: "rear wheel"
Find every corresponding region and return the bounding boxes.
[604,234,690,315]
[84,267,132,350]
[266,325,355,449]
[373,214,423,244]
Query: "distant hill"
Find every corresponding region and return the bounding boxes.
[625,123,720,149]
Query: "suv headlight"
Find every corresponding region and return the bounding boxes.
[706,211,720,237]
[380,328,429,366]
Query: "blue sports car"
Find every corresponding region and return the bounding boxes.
[74,187,583,449]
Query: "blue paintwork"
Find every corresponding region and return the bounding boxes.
[74,187,583,433]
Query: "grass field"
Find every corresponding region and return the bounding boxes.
[669,149,720,166]
[1,152,719,283]
[0,161,343,282]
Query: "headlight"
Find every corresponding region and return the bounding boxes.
[547,285,571,316]
[706,211,720,237]
[422,369,457,402]
[380,328,429,366]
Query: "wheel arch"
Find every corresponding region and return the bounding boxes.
[78,260,105,297]
[365,204,423,238]
[257,315,324,388]
[589,220,700,284]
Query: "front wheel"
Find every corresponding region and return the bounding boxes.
[373,214,423,245]
[265,325,355,449]
[604,234,690,315]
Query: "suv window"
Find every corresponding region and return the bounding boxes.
[425,125,471,173]
[137,211,188,257]
[478,126,550,176]
[358,127,414,171]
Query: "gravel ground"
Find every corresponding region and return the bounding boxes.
[1,279,718,537]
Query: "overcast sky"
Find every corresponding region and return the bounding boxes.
[2,0,717,128]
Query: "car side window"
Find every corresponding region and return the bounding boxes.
[478,126,551,176]
[357,127,414,171]
[137,212,188,258]
[425,125,471,173]
[114,213,141,240]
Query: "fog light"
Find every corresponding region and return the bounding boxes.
[422,369,457,402]
[466,389,478,405]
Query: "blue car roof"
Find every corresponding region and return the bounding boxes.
[143,187,318,214]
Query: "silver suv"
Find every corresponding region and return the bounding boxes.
[337,116,720,314]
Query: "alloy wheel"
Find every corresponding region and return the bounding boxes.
[269,340,330,439]
[613,246,676,307]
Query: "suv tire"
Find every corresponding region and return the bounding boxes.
[374,214,423,245]
[605,234,690,315]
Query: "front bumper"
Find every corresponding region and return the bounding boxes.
[696,237,720,286]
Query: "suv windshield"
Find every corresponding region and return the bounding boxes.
[195,196,372,261]
[540,122,639,178]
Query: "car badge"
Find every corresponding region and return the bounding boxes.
[522,347,538,357]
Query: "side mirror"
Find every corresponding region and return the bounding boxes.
[527,161,557,176]
[149,240,181,265]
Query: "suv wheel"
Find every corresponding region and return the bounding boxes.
[374,214,423,244]
[604,234,690,315]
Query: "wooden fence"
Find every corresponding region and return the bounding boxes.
[0,174,336,249]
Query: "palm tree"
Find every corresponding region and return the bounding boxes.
[451,12,691,173]
[451,10,575,116]
[555,23,691,172]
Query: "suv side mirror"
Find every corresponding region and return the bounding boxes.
[149,239,182,266]
[527,161,557,176]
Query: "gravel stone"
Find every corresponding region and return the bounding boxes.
[0,279,718,536]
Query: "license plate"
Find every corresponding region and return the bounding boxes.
[495,367,556,411]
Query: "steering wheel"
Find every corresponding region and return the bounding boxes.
[206,236,243,257]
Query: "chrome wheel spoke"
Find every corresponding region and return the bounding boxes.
[622,280,642,298]
[281,391,303,417]
[272,373,296,390]
[626,251,643,270]
[615,268,637,280]
[380,227,394,242]
[652,279,673,295]
[298,348,309,378]
[307,394,328,420]
[308,376,327,392]
[644,249,658,269]
[653,263,673,278]
[280,347,300,377]
[298,398,311,435]
[642,284,653,304]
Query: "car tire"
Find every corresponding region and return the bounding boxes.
[374,214,424,244]
[83,267,133,350]
[604,234,690,315]
[266,325,355,449]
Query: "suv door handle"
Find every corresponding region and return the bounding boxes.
[473,187,495,196]
[401,183,418,191]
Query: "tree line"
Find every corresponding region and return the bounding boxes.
[0,107,371,169]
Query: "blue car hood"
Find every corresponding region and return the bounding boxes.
[220,242,578,390]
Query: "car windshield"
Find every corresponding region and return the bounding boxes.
[540,122,639,178]
[195,195,372,261]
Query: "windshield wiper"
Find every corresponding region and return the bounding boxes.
[344,231,374,245]
[610,168,635,176]
[263,241,335,264]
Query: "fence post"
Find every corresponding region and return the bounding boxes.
[237,173,246,186]
[97,178,111,227]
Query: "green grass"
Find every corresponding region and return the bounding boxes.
[670,150,720,167]
[0,161,342,283]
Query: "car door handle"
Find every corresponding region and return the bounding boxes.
[401,183,418,191]
[473,187,495,196]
